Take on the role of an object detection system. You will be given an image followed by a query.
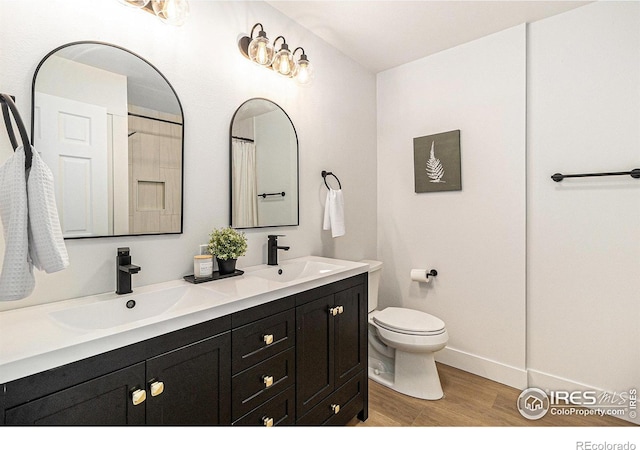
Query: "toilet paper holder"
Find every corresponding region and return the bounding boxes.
[426,269,438,278]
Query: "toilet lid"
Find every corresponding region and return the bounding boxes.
[373,307,445,335]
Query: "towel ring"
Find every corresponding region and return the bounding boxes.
[322,170,342,190]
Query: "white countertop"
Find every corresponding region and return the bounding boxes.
[0,256,368,384]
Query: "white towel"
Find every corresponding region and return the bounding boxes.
[27,148,68,273]
[0,147,34,301]
[323,188,345,238]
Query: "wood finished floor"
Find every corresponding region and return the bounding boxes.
[348,363,634,427]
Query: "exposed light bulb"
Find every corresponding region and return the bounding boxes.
[276,55,291,75]
[151,0,189,26]
[248,31,274,66]
[295,59,313,85]
[256,42,269,65]
[274,44,293,76]
[292,48,314,85]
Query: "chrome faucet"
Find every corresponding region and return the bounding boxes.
[267,235,290,266]
[116,247,141,295]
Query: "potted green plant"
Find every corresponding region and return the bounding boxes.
[208,227,248,275]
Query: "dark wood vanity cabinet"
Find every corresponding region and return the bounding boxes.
[295,276,368,425]
[0,274,367,426]
[2,317,232,426]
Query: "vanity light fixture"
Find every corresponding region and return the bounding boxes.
[272,36,294,76]
[117,0,190,26]
[292,47,314,85]
[243,23,275,66]
[239,23,314,85]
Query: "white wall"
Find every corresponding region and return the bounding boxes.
[0,0,377,311]
[527,1,640,423]
[36,56,128,117]
[377,1,639,424]
[377,25,528,388]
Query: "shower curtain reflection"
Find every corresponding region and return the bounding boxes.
[231,139,258,227]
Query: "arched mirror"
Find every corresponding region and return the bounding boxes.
[32,41,184,238]
[230,98,299,229]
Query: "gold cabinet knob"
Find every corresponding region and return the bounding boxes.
[337,305,344,314]
[331,404,340,414]
[263,375,274,388]
[263,416,274,427]
[150,380,164,397]
[131,388,146,406]
[263,334,274,345]
[329,307,339,316]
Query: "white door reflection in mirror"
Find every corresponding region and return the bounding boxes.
[35,93,108,237]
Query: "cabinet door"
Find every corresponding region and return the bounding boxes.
[334,285,366,388]
[5,363,146,425]
[296,294,335,417]
[146,332,231,425]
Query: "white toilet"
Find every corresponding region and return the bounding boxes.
[363,260,449,400]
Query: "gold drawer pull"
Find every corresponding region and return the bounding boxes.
[263,375,274,388]
[331,403,340,414]
[263,416,274,427]
[263,334,274,345]
[131,388,146,406]
[150,380,164,397]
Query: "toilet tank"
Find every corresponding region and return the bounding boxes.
[360,260,383,312]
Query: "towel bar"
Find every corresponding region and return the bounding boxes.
[551,168,640,182]
[258,192,285,198]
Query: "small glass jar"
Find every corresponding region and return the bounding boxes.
[194,255,213,279]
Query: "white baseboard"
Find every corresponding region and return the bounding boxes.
[435,346,528,390]
[389,347,637,425]
[528,369,639,425]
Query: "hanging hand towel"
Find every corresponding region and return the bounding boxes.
[0,147,35,301]
[27,147,68,273]
[323,188,345,238]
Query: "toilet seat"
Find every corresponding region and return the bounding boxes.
[373,307,445,336]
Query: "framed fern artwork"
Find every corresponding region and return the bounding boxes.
[413,129,461,193]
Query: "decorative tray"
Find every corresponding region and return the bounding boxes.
[183,269,244,284]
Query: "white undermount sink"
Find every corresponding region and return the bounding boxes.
[49,285,226,331]
[247,259,345,283]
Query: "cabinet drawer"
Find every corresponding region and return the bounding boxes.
[232,309,295,374]
[296,371,365,426]
[232,347,295,420]
[232,386,295,426]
